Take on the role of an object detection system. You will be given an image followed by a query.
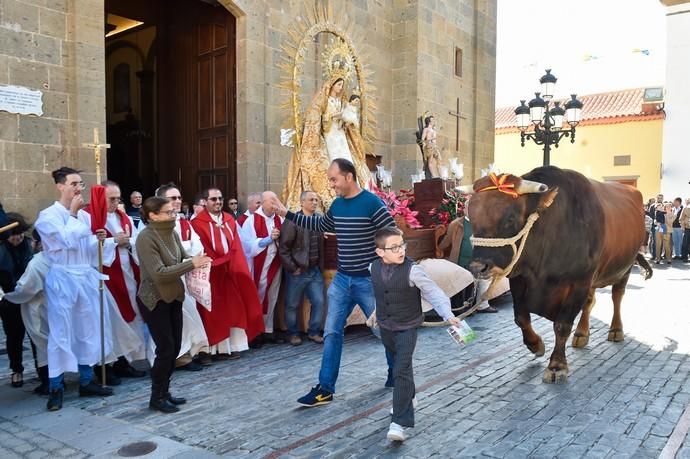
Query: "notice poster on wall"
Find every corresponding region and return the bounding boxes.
[0,85,43,116]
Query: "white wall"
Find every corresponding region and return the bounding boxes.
[661,3,690,199]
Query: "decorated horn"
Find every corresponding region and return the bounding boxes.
[455,185,474,194]
[516,179,548,194]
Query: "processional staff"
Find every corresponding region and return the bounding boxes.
[82,128,110,386]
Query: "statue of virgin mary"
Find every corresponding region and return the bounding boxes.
[283,75,372,210]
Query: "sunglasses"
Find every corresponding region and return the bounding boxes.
[168,196,183,201]
[208,197,224,202]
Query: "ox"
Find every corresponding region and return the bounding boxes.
[459,166,651,383]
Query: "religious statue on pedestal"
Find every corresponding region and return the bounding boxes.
[280,14,377,211]
[420,115,442,179]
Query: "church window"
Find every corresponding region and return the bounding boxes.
[454,48,463,78]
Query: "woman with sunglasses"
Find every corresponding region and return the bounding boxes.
[135,197,211,413]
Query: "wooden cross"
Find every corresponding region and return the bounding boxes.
[82,128,110,184]
[448,97,467,152]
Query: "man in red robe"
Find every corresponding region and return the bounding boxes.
[237,192,262,227]
[191,187,264,361]
[240,191,284,341]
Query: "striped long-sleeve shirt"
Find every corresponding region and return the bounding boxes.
[286,190,396,276]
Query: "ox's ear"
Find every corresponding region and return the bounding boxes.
[537,187,559,211]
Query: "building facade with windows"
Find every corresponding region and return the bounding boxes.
[494,88,665,200]
[0,0,497,218]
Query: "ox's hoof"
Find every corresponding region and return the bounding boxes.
[572,333,589,348]
[527,337,545,357]
[542,367,569,384]
[607,329,624,342]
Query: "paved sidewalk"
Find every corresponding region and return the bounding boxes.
[1,263,689,458]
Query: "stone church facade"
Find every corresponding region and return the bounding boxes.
[0,0,496,218]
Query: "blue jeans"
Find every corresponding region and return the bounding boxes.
[318,272,393,393]
[48,365,93,391]
[285,266,325,337]
[673,227,683,257]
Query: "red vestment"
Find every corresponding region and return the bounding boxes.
[237,212,249,227]
[191,209,264,345]
[252,212,282,313]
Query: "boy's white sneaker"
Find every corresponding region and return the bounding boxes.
[390,396,418,415]
[387,422,406,442]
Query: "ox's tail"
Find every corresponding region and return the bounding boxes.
[635,253,653,280]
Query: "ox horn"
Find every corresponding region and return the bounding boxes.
[516,179,548,194]
[455,185,474,194]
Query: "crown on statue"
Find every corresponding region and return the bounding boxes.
[322,39,354,84]
[330,59,350,81]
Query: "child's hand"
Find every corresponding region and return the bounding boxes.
[447,316,461,326]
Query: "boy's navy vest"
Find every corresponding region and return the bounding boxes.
[371,257,422,330]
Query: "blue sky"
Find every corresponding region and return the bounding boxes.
[495,0,667,107]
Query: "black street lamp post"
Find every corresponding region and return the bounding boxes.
[514,69,583,166]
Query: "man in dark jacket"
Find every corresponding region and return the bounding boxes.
[278,191,325,345]
[0,213,34,388]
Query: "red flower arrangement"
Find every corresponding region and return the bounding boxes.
[429,189,468,226]
[371,184,422,228]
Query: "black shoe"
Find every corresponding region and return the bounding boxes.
[149,397,180,413]
[177,361,203,372]
[47,389,63,411]
[297,384,333,407]
[166,393,187,405]
[193,352,213,366]
[95,366,121,386]
[229,352,241,360]
[113,363,146,378]
[211,353,232,361]
[262,333,278,344]
[385,370,395,388]
[10,372,23,388]
[249,337,264,349]
[79,382,114,397]
[33,382,49,396]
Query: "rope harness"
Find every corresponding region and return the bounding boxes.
[428,175,557,326]
[422,208,544,327]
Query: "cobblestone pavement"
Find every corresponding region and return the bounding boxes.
[1,263,689,458]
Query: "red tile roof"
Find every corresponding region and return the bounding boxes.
[495,88,665,133]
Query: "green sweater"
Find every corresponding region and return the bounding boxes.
[135,220,194,310]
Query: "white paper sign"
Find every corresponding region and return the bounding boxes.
[185,264,212,311]
[0,85,43,116]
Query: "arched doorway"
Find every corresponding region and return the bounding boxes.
[105,0,237,204]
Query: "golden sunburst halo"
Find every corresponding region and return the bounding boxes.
[277,1,378,151]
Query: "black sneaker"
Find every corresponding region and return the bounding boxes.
[297,385,332,407]
[47,389,63,411]
[79,382,114,397]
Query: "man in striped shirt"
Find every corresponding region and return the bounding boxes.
[272,158,396,407]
